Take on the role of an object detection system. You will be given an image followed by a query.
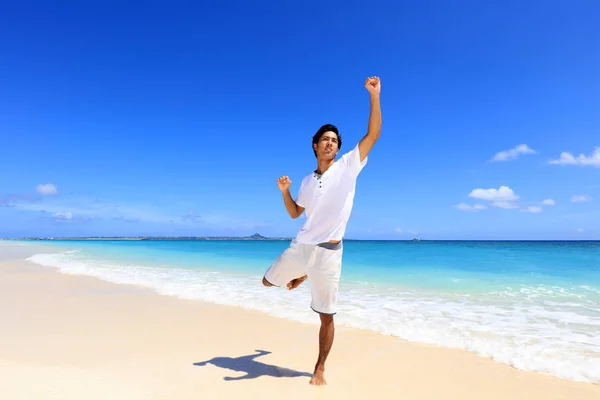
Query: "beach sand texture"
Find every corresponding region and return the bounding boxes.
[1,243,599,399]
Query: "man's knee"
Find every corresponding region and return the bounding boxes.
[319,313,334,325]
[262,276,274,287]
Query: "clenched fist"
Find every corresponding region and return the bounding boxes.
[365,76,381,95]
[277,176,292,192]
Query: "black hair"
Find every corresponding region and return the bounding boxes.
[312,124,342,157]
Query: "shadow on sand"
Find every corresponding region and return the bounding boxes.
[193,349,313,381]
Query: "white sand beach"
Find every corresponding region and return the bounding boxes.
[1,244,599,399]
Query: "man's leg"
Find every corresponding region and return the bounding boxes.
[307,242,343,386]
[310,313,334,386]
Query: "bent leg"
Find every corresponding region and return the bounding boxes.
[310,313,334,386]
[261,240,307,288]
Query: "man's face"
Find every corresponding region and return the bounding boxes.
[314,131,339,159]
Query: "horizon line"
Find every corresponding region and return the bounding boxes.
[1,236,598,242]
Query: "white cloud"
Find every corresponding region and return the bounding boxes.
[393,228,418,234]
[572,195,592,203]
[549,147,600,167]
[577,228,584,232]
[541,199,556,206]
[16,197,176,225]
[521,206,543,213]
[36,183,58,195]
[52,212,72,220]
[0,193,40,207]
[491,144,536,162]
[44,211,99,224]
[455,203,487,212]
[14,193,267,230]
[469,186,519,202]
[491,201,518,209]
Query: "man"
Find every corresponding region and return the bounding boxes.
[262,76,382,386]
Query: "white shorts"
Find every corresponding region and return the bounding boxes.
[263,239,343,315]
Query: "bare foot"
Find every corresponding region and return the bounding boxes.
[309,369,326,386]
[286,275,307,290]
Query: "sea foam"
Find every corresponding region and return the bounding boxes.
[27,250,600,384]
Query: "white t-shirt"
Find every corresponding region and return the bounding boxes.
[294,143,368,244]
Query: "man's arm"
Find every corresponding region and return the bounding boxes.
[276,176,304,219]
[358,76,382,163]
[282,189,304,219]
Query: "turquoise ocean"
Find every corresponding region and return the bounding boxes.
[21,239,600,383]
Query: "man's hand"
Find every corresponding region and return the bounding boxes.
[365,76,381,96]
[276,175,292,192]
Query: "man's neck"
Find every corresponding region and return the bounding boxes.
[315,158,335,175]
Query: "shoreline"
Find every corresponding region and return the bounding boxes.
[1,246,599,399]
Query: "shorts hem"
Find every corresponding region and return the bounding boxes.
[311,306,336,316]
[263,275,280,287]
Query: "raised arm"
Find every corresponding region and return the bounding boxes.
[277,176,304,219]
[358,76,382,163]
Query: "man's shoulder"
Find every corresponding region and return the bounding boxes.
[298,173,313,189]
[301,173,313,183]
[339,143,360,161]
[337,143,367,174]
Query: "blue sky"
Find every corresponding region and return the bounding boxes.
[1,1,599,240]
